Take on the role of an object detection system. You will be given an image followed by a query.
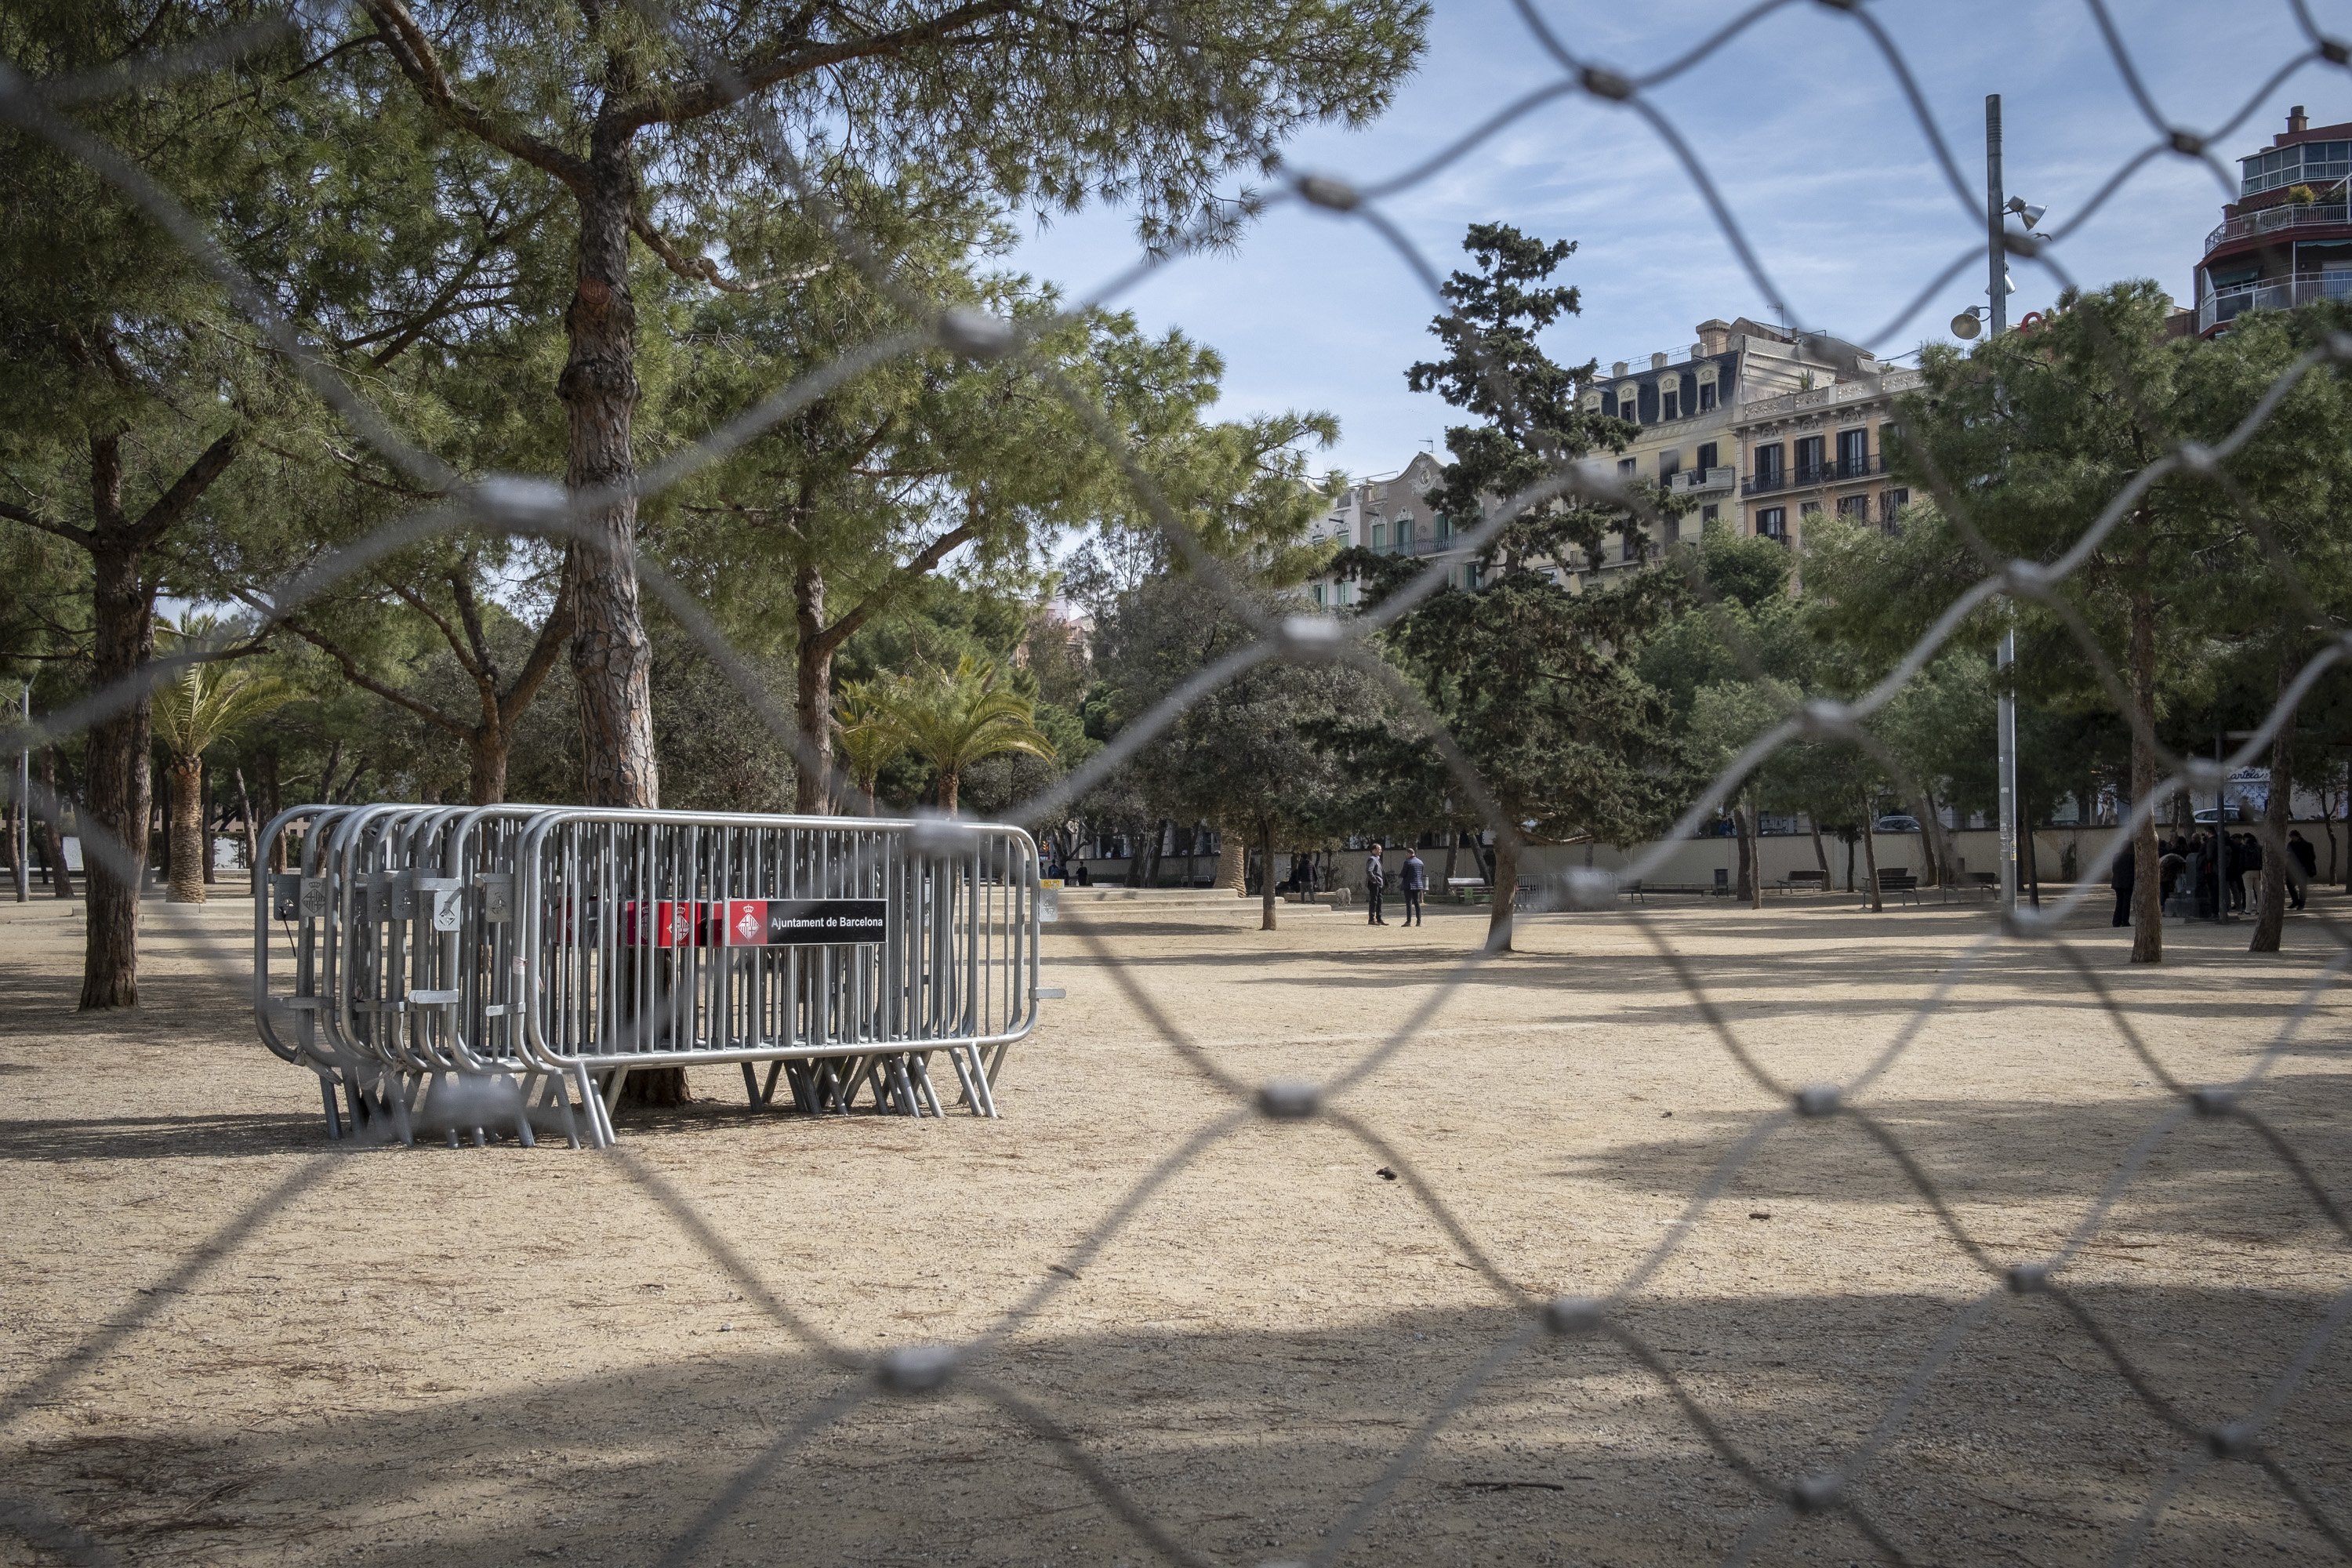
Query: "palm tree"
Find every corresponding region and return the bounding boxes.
[151,619,292,903]
[833,679,906,814]
[872,655,1055,813]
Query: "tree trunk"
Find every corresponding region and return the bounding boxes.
[199,762,217,886]
[793,561,833,815]
[2252,649,2296,953]
[41,749,71,898]
[258,744,284,873]
[1748,802,1763,909]
[562,171,659,814]
[2127,588,2164,960]
[1809,818,1830,875]
[1733,804,1754,902]
[466,724,510,807]
[939,768,960,813]
[80,528,151,1010]
[1218,822,1247,895]
[165,757,205,904]
[1486,834,1518,952]
[1859,801,1883,912]
[233,765,260,887]
[1259,819,1276,931]
[1443,833,1460,890]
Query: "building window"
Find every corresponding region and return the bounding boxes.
[1756,506,1787,542]
[1754,443,1784,488]
[1621,531,1641,562]
[1658,448,1681,482]
[1679,371,1697,416]
[1396,518,1414,552]
[1465,560,1484,589]
[1880,486,1911,523]
[1664,517,1682,549]
[1617,456,1636,477]
[1637,380,1658,423]
[1696,441,1718,473]
[1799,501,1822,518]
[1663,390,1679,420]
[1335,579,1351,607]
[1835,493,1868,519]
[1333,527,1348,546]
[1370,521,1386,550]
[1700,503,1719,525]
[1795,434,1825,482]
[1600,389,1617,419]
[1313,583,1326,605]
[1698,379,1717,412]
[1836,427,1867,478]
[1878,421,1903,461]
[1436,515,1454,543]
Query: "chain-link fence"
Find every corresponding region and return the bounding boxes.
[3,2,2351,1563]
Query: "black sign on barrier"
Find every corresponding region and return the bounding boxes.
[764,898,889,946]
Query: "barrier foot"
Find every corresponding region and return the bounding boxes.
[319,1075,344,1141]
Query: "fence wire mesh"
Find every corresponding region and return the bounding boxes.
[3,2,2352,1564]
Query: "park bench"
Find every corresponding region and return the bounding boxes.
[1944,870,1998,902]
[1626,880,1715,902]
[1871,868,1920,906]
[1773,869,1830,894]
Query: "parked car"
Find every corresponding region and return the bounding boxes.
[1875,814,1922,833]
[2193,805,2252,825]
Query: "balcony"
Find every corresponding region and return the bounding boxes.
[2198,270,2352,332]
[1741,453,1885,495]
[2205,201,2352,254]
[1665,465,1734,495]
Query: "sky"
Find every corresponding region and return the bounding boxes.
[1005,0,2352,485]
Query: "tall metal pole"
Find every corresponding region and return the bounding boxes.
[1988,94,2020,911]
[14,683,29,903]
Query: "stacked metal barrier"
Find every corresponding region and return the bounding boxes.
[252,804,1044,1147]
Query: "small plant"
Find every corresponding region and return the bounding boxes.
[2288,182,2319,205]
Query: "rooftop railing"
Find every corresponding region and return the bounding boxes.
[2205,200,2352,252]
[2197,270,2352,332]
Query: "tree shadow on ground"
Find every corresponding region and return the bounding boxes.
[2,1285,2343,1567]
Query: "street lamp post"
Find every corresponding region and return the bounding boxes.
[1987,94,2021,913]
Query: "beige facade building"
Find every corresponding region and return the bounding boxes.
[1306,318,1922,605]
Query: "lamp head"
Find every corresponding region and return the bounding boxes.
[1951,310,1983,340]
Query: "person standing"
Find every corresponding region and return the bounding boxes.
[1365,842,1387,926]
[2288,829,2317,911]
[2110,838,2136,927]
[1399,848,1426,926]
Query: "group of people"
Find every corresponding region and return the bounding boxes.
[1362,842,1428,926]
[1044,858,1092,885]
[2109,826,2318,925]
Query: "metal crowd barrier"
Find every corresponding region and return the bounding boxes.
[252,804,1044,1147]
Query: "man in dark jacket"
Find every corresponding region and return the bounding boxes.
[1365,844,1387,926]
[2111,840,2136,927]
[1399,848,1427,926]
[2288,829,2318,910]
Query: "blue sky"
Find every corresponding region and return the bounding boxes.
[1010,0,2352,484]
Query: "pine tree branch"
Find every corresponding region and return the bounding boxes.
[357,0,593,196]
[615,0,1027,129]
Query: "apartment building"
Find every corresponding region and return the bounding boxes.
[1586,318,1918,573]
[1305,450,1454,608]
[1307,317,1920,605]
[2196,105,2352,335]
[1731,364,1921,553]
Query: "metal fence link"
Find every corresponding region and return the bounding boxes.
[2,2,2350,1564]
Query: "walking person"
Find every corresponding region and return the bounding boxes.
[2111,837,2136,927]
[1365,842,1387,926]
[2288,829,2317,911]
[1399,847,1426,926]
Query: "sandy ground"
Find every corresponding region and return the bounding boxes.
[0,886,2347,1568]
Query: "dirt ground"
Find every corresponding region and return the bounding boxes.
[1,887,2347,1567]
